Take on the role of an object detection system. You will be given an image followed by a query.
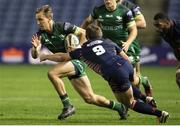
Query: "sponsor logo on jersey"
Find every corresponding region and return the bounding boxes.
[98,15,104,22]
[105,14,113,18]
[116,16,122,22]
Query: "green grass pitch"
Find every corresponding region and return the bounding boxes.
[0,64,179,125]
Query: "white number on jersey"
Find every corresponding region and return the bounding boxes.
[92,45,105,56]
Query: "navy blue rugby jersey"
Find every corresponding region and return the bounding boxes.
[69,38,128,74]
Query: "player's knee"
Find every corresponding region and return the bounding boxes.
[83,95,95,104]
[47,70,57,79]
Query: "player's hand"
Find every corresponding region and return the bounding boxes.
[39,54,47,62]
[121,41,130,52]
[31,34,41,48]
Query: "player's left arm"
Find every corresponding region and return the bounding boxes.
[133,6,146,29]
[122,10,137,52]
[40,53,71,62]
[74,26,87,44]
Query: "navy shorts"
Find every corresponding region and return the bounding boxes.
[102,61,134,92]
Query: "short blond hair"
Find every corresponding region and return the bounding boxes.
[36,5,53,19]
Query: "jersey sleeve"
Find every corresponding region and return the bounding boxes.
[123,10,136,28]
[131,6,143,20]
[63,22,77,34]
[69,48,82,60]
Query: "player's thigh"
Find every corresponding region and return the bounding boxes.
[71,76,94,98]
[49,61,75,77]
[114,86,134,107]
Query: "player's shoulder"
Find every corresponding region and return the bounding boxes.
[117,4,130,14]
[102,38,115,45]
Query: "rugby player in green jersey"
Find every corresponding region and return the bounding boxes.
[31,5,127,120]
[81,0,152,96]
[118,0,153,96]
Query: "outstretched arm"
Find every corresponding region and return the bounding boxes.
[40,53,71,62]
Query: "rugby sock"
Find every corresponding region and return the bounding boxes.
[131,100,161,117]
[108,100,124,112]
[132,86,146,102]
[139,75,150,88]
[139,75,153,96]
[60,94,72,108]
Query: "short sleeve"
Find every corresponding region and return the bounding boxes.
[63,22,77,34]
[123,10,136,28]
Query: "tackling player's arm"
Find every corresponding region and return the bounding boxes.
[40,53,71,62]
[31,34,42,59]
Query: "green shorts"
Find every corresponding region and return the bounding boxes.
[68,60,87,80]
[127,43,141,65]
[115,39,141,65]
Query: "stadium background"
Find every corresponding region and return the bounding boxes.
[0,0,179,65]
[0,0,180,125]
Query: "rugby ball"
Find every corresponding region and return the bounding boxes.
[65,34,81,50]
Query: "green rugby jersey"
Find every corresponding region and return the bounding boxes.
[37,22,77,53]
[91,4,135,46]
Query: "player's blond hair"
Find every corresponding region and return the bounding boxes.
[36,5,53,19]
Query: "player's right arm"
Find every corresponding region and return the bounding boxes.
[40,53,71,62]
[31,34,42,59]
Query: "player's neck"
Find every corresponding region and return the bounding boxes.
[47,20,54,33]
